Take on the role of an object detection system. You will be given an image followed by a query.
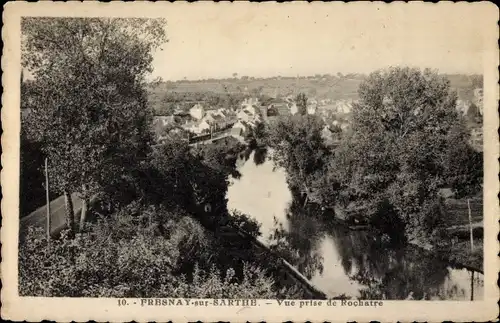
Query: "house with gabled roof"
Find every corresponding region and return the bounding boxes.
[237,109,254,122]
[189,103,205,120]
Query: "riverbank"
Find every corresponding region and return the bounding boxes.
[436,240,484,273]
[341,219,484,274]
[323,196,485,273]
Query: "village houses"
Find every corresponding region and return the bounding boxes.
[237,109,254,123]
[334,99,353,114]
[231,120,250,137]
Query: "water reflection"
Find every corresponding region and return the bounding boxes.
[253,146,268,166]
[268,210,325,280]
[226,149,484,300]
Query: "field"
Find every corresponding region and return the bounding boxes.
[148,73,482,105]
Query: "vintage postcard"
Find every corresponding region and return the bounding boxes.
[2,1,499,322]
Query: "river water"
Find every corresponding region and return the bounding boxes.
[226,148,484,300]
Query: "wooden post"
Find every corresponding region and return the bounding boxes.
[79,184,88,232]
[467,198,474,251]
[470,270,474,301]
[44,157,51,246]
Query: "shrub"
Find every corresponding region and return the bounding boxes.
[19,202,298,298]
[228,210,262,238]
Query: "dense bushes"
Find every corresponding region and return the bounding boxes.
[228,210,262,238]
[19,203,294,298]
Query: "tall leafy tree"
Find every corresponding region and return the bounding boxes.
[335,67,477,240]
[21,17,167,236]
[267,115,330,205]
[295,92,308,115]
[466,102,482,125]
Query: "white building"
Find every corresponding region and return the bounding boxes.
[216,108,228,118]
[183,119,210,135]
[185,123,202,135]
[232,120,248,132]
[237,110,253,122]
[202,114,216,124]
[243,105,259,116]
[307,104,317,115]
[308,98,318,106]
[289,102,299,115]
[197,119,211,134]
[335,100,353,114]
[189,104,205,120]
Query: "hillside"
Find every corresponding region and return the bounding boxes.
[147,73,483,111]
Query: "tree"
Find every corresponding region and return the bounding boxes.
[442,124,483,250]
[295,93,307,115]
[21,17,168,236]
[466,102,481,124]
[444,126,483,199]
[335,67,474,240]
[266,115,330,205]
[470,75,483,89]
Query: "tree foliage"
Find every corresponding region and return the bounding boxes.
[331,67,480,240]
[266,115,330,204]
[295,93,308,115]
[466,102,482,125]
[21,17,168,233]
[19,203,298,299]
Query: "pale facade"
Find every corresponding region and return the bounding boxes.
[189,104,205,120]
[289,102,299,115]
[307,105,317,115]
[237,110,252,122]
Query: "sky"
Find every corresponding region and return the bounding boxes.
[149,3,492,81]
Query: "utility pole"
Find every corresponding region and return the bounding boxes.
[467,198,474,251]
[44,157,51,248]
[470,270,474,301]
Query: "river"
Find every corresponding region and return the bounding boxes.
[226,148,484,300]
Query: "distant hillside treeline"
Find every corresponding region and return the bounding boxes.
[147,74,483,114]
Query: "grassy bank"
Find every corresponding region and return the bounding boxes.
[439,197,483,272]
[440,239,483,272]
